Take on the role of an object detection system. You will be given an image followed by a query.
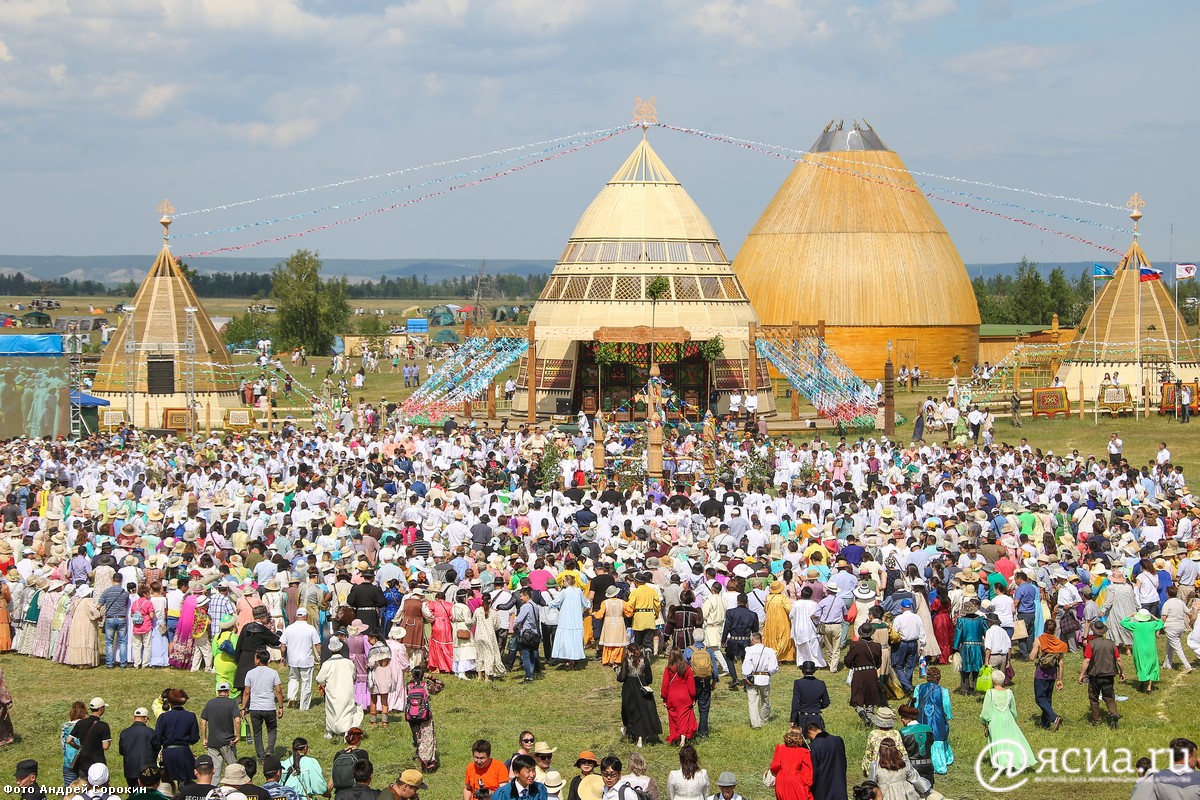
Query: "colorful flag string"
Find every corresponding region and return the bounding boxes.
[172,129,630,239]
[173,126,634,218]
[181,127,634,258]
[652,123,1126,212]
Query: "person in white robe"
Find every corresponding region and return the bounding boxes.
[789,591,826,667]
[315,639,363,738]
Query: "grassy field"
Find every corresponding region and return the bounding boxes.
[0,636,1192,800]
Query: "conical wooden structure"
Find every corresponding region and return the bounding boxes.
[1057,199,1198,396]
[732,121,980,378]
[514,133,773,417]
[92,210,239,426]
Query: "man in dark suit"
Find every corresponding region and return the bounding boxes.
[720,593,758,690]
[118,707,160,789]
[789,661,830,730]
[805,720,847,800]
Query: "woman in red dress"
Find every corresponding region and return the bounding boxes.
[423,589,454,673]
[660,649,698,745]
[929,586,954,665]
[769,727,814,800]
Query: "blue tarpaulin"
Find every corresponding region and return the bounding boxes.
[0,334,64,355]
[70,390,110,407]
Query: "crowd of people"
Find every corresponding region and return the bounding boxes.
[1,418,1198,800]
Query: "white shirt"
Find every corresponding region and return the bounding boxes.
[279,620,321,668]
[984,625,1012,656]
[892,610,926,646]
[991,594,1015,627]
[741,643,779,686]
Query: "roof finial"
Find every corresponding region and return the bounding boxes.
[1127,192,1145,236]
[158,199,175,246]
[633,96,657,135]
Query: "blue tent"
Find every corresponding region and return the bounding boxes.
[70,390,110,407]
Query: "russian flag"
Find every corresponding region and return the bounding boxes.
[1140,266,1163,282]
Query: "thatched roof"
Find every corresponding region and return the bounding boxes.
[92,220,233,394]
[732,123,980,329]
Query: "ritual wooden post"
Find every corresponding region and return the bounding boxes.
[1079,379,1086,420]
[462,320,474,419]
[206,400,212,437]
[884,347,895,436]
[647,362,663,479]
[790,320,800,420]
[144,399,150,430]
[526,321,537,424]
[486,322,497,420]
[747,322,758,407]
[593,415,605,472]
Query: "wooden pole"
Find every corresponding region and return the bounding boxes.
[1079,379,1086,420]
[884,355,895,436]
[144,398,150,430]
[206,400,212,437]
[791,320,800,420]
[747,322,758,406]
[462,320,475,419]
[527,321,537,424]
[486,322,497,420]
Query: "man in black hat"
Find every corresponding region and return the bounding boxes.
[14,760,46,800]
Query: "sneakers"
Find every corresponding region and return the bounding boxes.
[1052,717,1062,732]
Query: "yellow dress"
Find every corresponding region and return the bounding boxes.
[763,585,795,663]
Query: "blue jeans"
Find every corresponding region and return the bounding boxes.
[519,645,538,680]
[1017,613,1036,659]
[1033,677,1059,728]
[104,617,127,667]
[167,616,178,642]
[891,640,919,693]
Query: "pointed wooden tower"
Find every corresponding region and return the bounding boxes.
[91,203,239,428]
[1056,193,1198,397]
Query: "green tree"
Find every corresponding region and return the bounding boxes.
[1047,266,1073,324]
[271,249,350,354]
[222,311,272,347]
[1006,258,1050,324]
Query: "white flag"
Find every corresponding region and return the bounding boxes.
[1177,263,1198,280]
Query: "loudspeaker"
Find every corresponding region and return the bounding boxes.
[555,397,571,415]
[146,358,175,395]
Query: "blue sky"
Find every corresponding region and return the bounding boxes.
[0,0,1196,267]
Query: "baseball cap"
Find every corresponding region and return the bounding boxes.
[89,697,107,711]
[217,682,231,692]
[195,756,215,770]
[87,764,110,786]
[263,756,283,774]
[295,608,308,617]
[397,770,427,789]
[15,761,38,780]
[134,707,149,718]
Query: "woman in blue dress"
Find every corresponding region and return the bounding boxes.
[952,596,987,695]
[550,574,587,667]
[913,666,953,773]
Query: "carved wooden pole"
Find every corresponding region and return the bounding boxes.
[527,321,537,424]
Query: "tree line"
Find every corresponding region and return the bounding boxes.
[973,258,1200,327]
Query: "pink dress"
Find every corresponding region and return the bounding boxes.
[425,600,454,673]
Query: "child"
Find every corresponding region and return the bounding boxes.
[367,631,394,727]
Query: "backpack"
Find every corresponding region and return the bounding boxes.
[405,682,431,722]
[1035,651,1063,671]
[620,784,653,800]
[690,648,713,679]
[331,750,359,791]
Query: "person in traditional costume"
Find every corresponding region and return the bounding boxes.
[212,614,239,693]
[155,689,199,783]
[909,579,941,663]
[366,630,394,727]
[928,593,953,665]
[64,586,101,668]
[912,667,953,773]
[1121,608,1165,692]
[550,574,587,667]
[596,586,632,666]
[471,592,505,681]
[423,588,454,673]
[616,642,662,747]
[660,648,698,746]
[14,574,44,655]
[845,623,884,723]
[789,586,824,667]
[148,582,170,667]
[169,587,198,669]
[386,627,411,708]
[50,583,75,656]
[451,590,477,679]
[398,589,427,669]
[763,580,795,663]
[952,596,986,695]
[979,673,1035,773]
[316,638,363,738]
[346,619,371,710]
[0,571,13,652]
[404,666,444,770]
[1103,568,1139,653]
[31,578,65,659]
[0,665,13,747]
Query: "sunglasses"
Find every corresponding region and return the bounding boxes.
[521,739,534,744]
[601,772,619,778]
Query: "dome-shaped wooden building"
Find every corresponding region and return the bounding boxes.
[513,134,773,418]
[732,122,979,378]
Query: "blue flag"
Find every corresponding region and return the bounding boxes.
[1093,262,1115,280]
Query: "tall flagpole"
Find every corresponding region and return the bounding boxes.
[1129,193,1145,413]
[1093,271,1098,424]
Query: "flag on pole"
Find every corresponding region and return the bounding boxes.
[1177,263,1198,280]
[1140,266,1163,282]
[1093,262,1115,280]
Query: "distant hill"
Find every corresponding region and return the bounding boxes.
[0,255,556,285]
[0,256,1190,287]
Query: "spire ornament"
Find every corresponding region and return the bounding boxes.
[158,199,174,244]
[633,96,657,130]
[1127,192,1145,236]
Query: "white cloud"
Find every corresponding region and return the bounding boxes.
[47,64,67,85]
[883,0,957,24]
[0,41,12,63]
[134,84,180,118]
[945,43,1095,85]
